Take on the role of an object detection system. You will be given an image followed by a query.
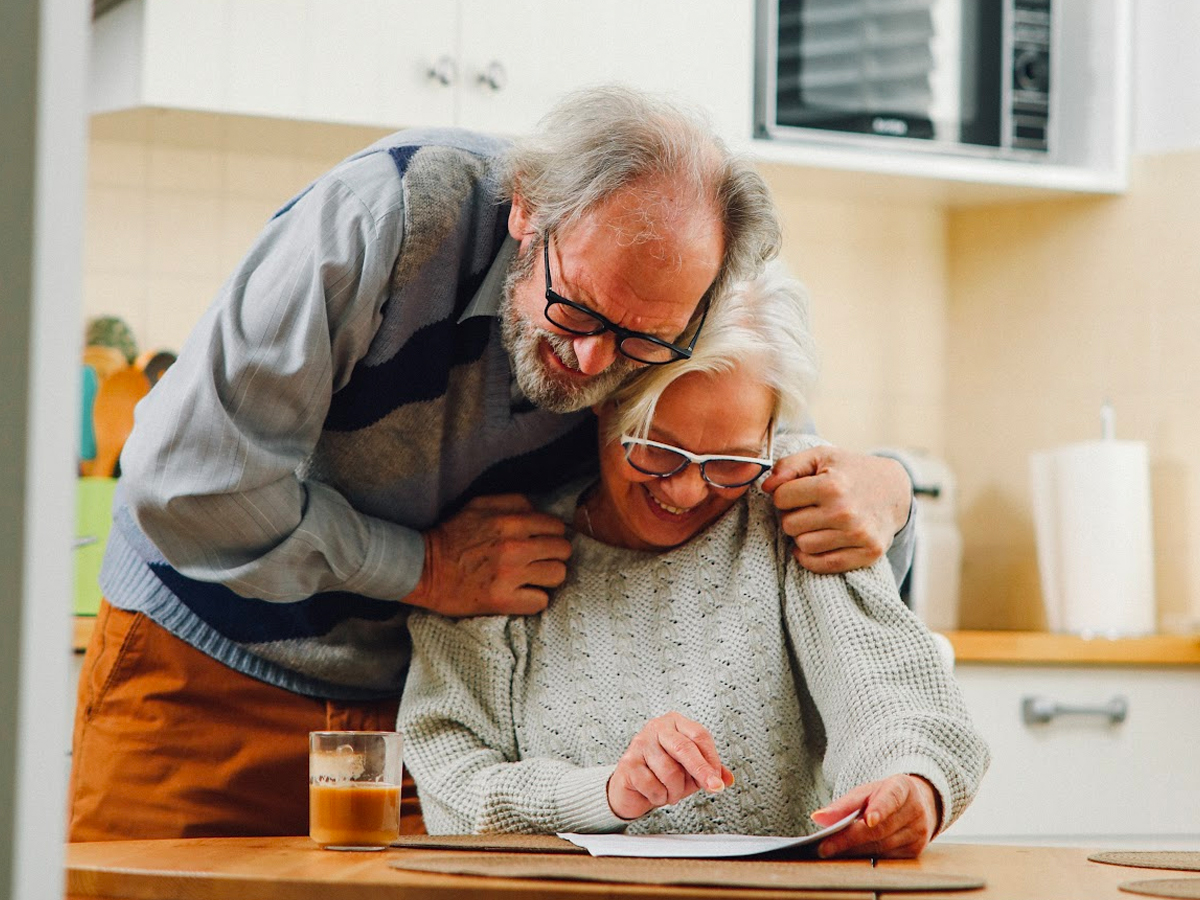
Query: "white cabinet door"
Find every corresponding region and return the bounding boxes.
[100,1,751,138]
[456,0,753,142]
[114,0,459,128]
[945,665,1200,841]
[226,0,306,119]
[304,0,459,129]
[455,0,555,137]
[550,0,754,145]
[139,0,227,112]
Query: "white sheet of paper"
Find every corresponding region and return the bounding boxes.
[558,809,860,859]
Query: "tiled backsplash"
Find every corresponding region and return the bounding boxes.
[947,150,1200,632]
[84,109,390,356]
[82,109,1199,633]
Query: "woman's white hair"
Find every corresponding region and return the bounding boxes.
[498,84,781,322]
[608,261,819,441]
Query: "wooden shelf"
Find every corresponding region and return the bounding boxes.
[944,630,1200,666]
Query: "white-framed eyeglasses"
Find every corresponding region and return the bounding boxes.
[619,434,775,489]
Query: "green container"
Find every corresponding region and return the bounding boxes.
[75,477,117,616]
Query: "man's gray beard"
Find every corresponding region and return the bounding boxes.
[499,243,636,414]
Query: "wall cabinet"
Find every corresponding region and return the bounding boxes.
[944,663,1200,844]
[90,0,1131,203]
[91,0,753,144]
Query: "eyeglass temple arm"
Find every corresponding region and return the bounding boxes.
[684,299,710,353]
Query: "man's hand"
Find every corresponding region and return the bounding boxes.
[404,495,571,617]
[761,446,912,574]
[811,775,940,859]
[607,712,735,821]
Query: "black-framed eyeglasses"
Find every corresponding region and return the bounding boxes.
[542,232,707,365]
[620,434,775,489]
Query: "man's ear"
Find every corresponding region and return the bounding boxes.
[509,191,534,241]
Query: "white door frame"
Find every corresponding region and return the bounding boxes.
[0,0,88,896]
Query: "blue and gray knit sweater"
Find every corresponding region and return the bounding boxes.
[101,129,595,700]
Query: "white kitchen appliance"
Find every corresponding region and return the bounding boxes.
[881,449,963,631]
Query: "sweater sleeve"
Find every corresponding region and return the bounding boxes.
[399,611,627,835]
[118,151,427,603]
[780,549,990,832]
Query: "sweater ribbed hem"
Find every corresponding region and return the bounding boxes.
[99,521,395,701]
[552,765,627,833]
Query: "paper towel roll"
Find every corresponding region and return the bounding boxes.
[1030,440,1156,637]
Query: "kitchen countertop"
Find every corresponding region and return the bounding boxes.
[72,616,1200,666]
[65,836,1157,900]
[943,630,1200,666]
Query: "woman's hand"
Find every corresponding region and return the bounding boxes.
[811,774,941,858]
[607,712,735,821]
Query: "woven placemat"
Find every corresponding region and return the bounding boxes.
[390,851,986,892]
[1092,853,1200,872]
[392,834,584,854]
[1120,878,1200,898]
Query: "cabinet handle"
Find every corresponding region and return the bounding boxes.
[1021,694,1128,726]
[427,55,457,87]
[477,61,507,92]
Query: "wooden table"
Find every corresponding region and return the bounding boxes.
[66,836,1161,900]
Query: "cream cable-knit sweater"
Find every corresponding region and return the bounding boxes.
[400,481,989,836]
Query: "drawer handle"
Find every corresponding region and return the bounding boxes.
[1021,695,1128,725]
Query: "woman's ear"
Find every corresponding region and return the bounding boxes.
[509,190,534,241]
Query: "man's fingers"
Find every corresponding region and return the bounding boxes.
[520,559,569,590]
[764,469,827,508]
[494,511,568,539]
[789,526,855,555]
[791,546,877,575]
[465,494,536,513]
[507,534,572,566]
[760,448,826,494]
[479,586,549,616]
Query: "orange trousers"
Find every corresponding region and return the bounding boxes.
[68,600,424,842]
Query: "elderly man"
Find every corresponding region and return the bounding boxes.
[68,86,914,842]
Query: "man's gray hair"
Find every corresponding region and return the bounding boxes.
[608,261,819,440]
[498,84,781,318]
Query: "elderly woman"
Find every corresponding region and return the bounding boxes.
[399,265,988,858]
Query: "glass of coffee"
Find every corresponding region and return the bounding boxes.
[309,731,402,850]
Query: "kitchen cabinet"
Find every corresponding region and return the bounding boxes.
[91,0,459,129]
[943,662,1200,844]
[90,0,754,144]
[91,0,1129,200]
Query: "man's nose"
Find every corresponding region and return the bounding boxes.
[571,334,619,376]
[659,464,711,509]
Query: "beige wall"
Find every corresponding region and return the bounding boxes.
[84,110,389,353]
[82,111,1198,634]
[760,165,950,458]
[83,111,954,460]
[947,150,1200,632]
